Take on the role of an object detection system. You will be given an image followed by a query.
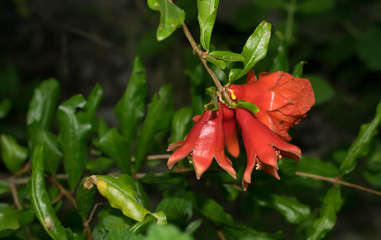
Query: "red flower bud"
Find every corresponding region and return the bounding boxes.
[167,105,236,179]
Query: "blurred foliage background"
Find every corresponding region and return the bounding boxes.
[1,0,381,239]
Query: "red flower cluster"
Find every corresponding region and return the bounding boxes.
[167,71,315,190]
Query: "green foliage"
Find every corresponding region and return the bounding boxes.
[306,75,334,106]
[170,107,193,143]
[197,0,219,51]
[147,0,185,41]
[30,145,69,240]
[0,134,28,173]
[235,100,260,115]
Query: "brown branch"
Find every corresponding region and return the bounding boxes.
[48,176,78,208]
[295,171,381,197]
[217,230,226,240]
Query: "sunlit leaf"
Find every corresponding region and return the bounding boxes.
[84,174,166,224]
[147,0,185,41]
[340,101,381,175]
[0,134,28,173]
[170,107,193,143]
[145,224,193,240]
[57,95,91,189]
[29,145,69,240]
[98,128,131,173]
[306,188,342,240]
[197,0,219,51]
[229,21,271,83]
[135,84,174,171]
[114,56,147,142]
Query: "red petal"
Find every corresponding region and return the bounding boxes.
[222,106,240,158]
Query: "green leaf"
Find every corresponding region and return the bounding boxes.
[29,145,69,240]
[77,83,103,131]
[306,188,342,240]
[257,195,310,224]
[197,198,239,228]
[235,100,260,115]
[114,56,147,142]
[76,178,97,220]
[170,107,193,143]
[299,0,334,14]
[57,94,92,189]
[105,229,144,240]
[28,122,62,174]
[363,171,381,187]
[292,61,307,78]
[205,55,226,69]
[0,134,28,173]
[229,21,271,83]
[356,26,381,71]
[306,74,334,105]
[197,0,219,51]
[204,86,219,111]
[147,0,185,41]
[27,78,60,129]
[84,174,166,224]
[270,38,289,72]
[0,98,12,119]
[0,203,20,232]
[98,128,131,173]
[340,101,381,175]
[145,224,193,240]
[135,84,174,171]
[156,197,193,226]
[189,64,208,115]
[86,157,114,174]
[209,51,245,62]
[0,179,10,196]
[296,156,339,178]
[185,219,203,234]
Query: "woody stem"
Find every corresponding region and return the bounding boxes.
[179,21,235,106]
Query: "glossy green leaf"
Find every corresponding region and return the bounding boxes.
[84,174,166,224]
[114,56,147,142]
[306,75,334,105]
[229,21,271,83]
[76,178,97,220]
[197,198,239,228]
[0,98,11,119]
[209,51,244,62]
[258,195,310,224]
[340,101,381,175]
[170,107,193,143]
[145,224,193,240]
[27,78,60,129]
[98,128,131,173]
[270,39,289,72]
[299,0,334,14]
[0,179,10,195]
[85,157,113,174]
[57,94,92,189]
[292,61,307,78]
[296,156,339,178]
[0,203,20,232]
[29,145,68,240]
[235,100,260,115]
[147,0,185,41]
[205,55,226,69]
[28,122,62,174]
[97,118,110,140]
[105,229,144,240]
[306,188,342,240]
[156,197,193,226]
[135,84,174,171]
[197,0,219,51]
[0,134,28,173]
[77,83,103,131]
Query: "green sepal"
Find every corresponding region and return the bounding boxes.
[292,61,307,78]
[235,100,259,116]
[204,86,219,111]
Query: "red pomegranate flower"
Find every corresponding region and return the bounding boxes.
[235,108,301,190]
[167,104,236,179]
[229,71,315,141]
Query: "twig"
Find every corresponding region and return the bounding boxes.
[216,230,226,240]
[295,171,381,197]
[49,176,78,208]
